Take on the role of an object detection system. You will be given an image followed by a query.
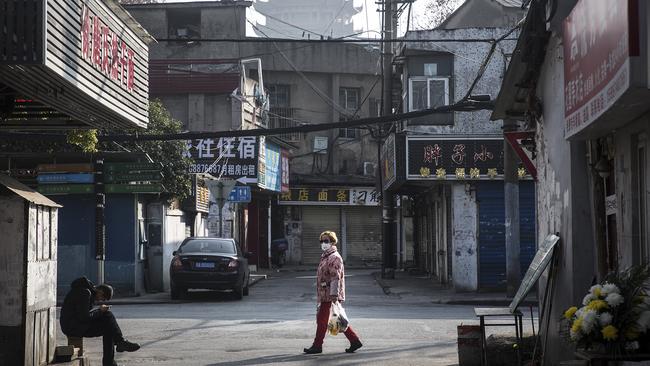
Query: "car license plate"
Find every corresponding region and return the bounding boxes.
[195,262,215,269]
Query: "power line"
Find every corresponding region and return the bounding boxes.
[155,37,517,43]
[0,100,495,142]
[254,10,327,38]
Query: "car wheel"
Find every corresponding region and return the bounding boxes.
[171,284,185,300]
[233,282,244,300]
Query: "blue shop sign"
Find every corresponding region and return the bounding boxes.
[228,186,251,203]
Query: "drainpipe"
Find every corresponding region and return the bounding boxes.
[504,119,521,296]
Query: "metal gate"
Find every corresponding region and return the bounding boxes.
[301,207,340,264]
[477,181,536,289]
[344,206,382,264]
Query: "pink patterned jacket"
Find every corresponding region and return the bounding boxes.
[316,246,345,303]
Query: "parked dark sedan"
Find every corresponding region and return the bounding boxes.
[169,237,251,300]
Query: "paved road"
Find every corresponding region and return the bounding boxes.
[59,270,526,366]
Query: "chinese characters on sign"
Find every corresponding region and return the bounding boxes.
[81,4,137,93]
[563,0,629,138]
[380,134,397,190]
[407,137,526,180]
[278,187,379,206]
[185,136,259,180]
[281,150,290,193]
[258,138,283,192]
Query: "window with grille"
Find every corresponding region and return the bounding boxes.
[338,87,360,139]
[267,84,301,142]
[408,77,449,111]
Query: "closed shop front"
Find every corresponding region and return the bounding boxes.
[477,181,535,290]
[344,206,382,264]
[279,187,381,265]
[301,206,340,264]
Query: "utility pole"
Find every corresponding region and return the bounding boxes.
[504,119,520,296]
[380,0,396,279]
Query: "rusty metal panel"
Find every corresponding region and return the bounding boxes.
[0,197,26,325]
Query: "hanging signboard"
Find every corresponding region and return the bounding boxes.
[104,184,162,194]
[38,184,94,195]
[37,164,94,173]
[406,137,509,180]
[258,138,282,192]
[381,133,397,190]
[37,173,95,184]
[184,136,259,183]
[104,172,162,183]
[104,162,159,172]
[278,187,379,206]
[0,0,149,129]
[281,150,290,193]
[563,0,630,138]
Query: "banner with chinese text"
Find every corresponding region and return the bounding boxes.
[278,187,380,206]
[406,137,512,180]
[184,137,258,183]
[563,0,630,138]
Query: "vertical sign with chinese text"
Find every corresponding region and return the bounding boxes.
[563,0,629,138]
[281,149,290,193]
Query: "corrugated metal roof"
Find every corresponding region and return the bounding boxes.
[494,0,524,8]
[0,174,62,208]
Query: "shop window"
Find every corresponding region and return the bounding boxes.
[167,8,201,39]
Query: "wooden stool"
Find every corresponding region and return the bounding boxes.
[67,336,84,356]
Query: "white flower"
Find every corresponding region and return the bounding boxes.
[605,293,624,307]
[601,283,620,296]
[599,312,613,326]
[576,307,586,317]
[583,293,595,306]
[581,310,598,334]
[637,311,650,332]
[590,284,603,296]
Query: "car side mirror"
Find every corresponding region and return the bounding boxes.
[243,252,252,259]
[172,250,178,256]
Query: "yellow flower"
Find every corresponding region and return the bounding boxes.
[564,307,578,319]
[587,300,608,311]
[571,317,583,333]
[601,325,618,341]
[625,326,640,340]
[593,287,602,298]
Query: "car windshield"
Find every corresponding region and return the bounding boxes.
[179,239,236,254]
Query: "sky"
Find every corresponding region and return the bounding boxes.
[154,0,466,38]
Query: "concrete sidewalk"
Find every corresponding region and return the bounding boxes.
[373,270,538,306]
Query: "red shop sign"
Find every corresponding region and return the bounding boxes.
[563,0,630,138]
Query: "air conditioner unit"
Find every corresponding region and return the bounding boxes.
[363,162,376,176]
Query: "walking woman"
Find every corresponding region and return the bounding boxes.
[304,230,363,354]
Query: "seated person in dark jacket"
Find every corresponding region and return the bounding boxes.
[60,277,140,366]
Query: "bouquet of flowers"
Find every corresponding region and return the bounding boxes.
[563,265,650,353]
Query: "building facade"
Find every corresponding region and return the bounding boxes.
[125,1,383,268]
[383,0,535,291]
[493,0,650,362]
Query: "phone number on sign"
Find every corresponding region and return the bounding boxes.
[188,163,256,176]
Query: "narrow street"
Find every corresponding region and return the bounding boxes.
[62,270,486,366]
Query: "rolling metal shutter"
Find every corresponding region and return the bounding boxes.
[301,207,340,265]
[477,181,537,290]
[519,181,537,275]
[477,182,506,289]
[344,206,382,264]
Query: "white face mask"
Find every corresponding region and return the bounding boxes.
[321,243,332,251]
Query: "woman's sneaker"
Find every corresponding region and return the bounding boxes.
[345,340,363,353]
